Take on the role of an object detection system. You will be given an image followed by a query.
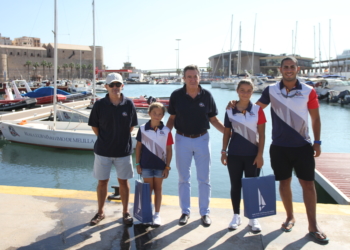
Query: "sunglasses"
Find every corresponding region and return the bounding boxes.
[108,82,122,88]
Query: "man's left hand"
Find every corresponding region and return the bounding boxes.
[313,143,321,157]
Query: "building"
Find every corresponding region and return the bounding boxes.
[208,50,313,77]
[0,34,12,45]
[12,36,41,47]
[0,38,104,82]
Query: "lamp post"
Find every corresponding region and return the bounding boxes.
[176,39,181,70]
[175,49,178,75]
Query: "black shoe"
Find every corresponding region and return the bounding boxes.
[179,214,190,225]
[201,215,211,227]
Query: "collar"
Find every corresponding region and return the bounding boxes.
[279,79,302,90]
[231,101,253,115]
[145,120,165,131]
[105,93,126,105]
[182,84,203,96]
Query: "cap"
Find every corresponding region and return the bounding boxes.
[105,73,123,85]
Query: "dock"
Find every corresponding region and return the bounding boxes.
[315,153,350,205]
[1,185,350,249]
[0,99,91,122]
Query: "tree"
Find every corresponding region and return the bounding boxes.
[207,67,212,77]
[75,63,81,78]
[41,60,48,79]
[47,62,53,79]
[267,69,274,76]
[87,64,93,79]
[57,66,61,78]
[176,68,182,76]
[62,63,68,78]
[69,63,75,79]
[218,68,224,76]
[33,62,40,78]
[82,64,87,78]
[147,71,152,76]
[24,61,31,80]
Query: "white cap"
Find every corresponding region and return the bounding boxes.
[105,73,123,85]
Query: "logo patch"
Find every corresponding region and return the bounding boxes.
[159,130,165,135]
[249,111,255,116]
[9,126,20,137]
[295,91,303,97]
[199,102,205,107]
[258,188,266,211]
[122,112,127,117]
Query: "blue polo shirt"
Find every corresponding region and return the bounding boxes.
[224,102,266,156]
[136,121,173,170]
[167,84,218,134]
[258,80,319,147]
[88,93,138,157]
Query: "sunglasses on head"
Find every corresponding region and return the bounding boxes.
[108,82,122,88]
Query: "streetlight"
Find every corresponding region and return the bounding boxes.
[175,49,178,74]
[176,39,181,70]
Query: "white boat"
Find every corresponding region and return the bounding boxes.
[94,80,107,92]
[149,80,157,85]
[210,81,221,88]
[315,79,350,100]
[68,79,91,93]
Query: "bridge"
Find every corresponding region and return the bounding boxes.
[141,67,208,75]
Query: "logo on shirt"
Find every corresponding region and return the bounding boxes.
[159,130,165,136]
[199,102,205,107]
[122,112,127,117]
[249,111,255,116]
[295,91,303,97]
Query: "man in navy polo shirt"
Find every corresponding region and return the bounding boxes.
[166,64,225,227]
[256,57,328,243]
[88,73,138,226]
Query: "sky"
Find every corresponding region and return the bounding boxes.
[1,0,349,71]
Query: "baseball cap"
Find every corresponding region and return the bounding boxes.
[105,73,123,85]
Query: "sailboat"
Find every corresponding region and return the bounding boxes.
[0,0,137,150]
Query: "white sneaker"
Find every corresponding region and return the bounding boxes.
[228,214,241,229]
[153,214,161,226]
[249,219,261,232]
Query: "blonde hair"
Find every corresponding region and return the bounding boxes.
[148,102,166,115]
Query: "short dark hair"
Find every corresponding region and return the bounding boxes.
[183,64,200,76]
[236,79,254,91]
[280,56,298,67]
[148,102,166,115]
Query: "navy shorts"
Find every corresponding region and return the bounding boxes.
[270,144,315,181]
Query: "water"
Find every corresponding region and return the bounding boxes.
[1,84,349,203]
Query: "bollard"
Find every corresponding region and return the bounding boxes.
[107,185,121,200]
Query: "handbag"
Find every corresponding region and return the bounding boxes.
[133,176,153,223]
[242,170,276,219]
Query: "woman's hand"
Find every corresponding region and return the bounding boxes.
[137,165,142,174]
[221,154,228,165]
[162,169,169,179]
[226,100,237,110]
[253,155,264,169]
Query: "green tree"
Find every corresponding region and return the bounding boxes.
[267,69,274,76]
[69,63,75,79]
[40,60,48,79]
[82,64,87,78]
[147,71,152,76]
[218,68,224,76]
[75,63,81,78]
[33,62,40,78]
[47,62,53,79]
[24,61,32,80]
[57,66,61,78]
[87,64,93,79]
[207,67,212,77]
[62,63,68,78]
[176,68,182,76]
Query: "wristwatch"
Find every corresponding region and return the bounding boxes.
[165,166,171,170]
[314,140,322,145]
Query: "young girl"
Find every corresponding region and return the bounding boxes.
[221,80,266,232]
[135,102,173,226]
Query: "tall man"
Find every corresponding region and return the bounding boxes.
[88,73,137,226]
[256,57,328,243]
[166,65,224,227]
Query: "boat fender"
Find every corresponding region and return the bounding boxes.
[18,120,27,125]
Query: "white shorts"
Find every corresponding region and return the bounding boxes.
[93,153,134,180]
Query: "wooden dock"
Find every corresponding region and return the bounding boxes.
[315,153,350,205]
[0,100,91,122]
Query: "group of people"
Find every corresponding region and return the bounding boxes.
[88,56,328,243]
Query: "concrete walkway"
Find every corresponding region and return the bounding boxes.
[1,185,350,250]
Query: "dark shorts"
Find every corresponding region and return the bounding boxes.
[270,144,315,181]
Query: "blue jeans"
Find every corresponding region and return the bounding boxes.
[175,132,211,216]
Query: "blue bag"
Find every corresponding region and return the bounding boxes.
[242,174,276,219]
[133,177,153,223]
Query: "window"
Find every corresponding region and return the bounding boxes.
[31,53,34,57]
[17,52,20,55]
[37,54,40,57]
[10,52,13,55]
[24,52,27,56]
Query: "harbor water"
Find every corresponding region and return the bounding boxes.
[1,84,349,203]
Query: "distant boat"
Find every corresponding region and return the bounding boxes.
[0,98,37,111]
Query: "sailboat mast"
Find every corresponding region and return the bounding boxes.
[92,0,96,102]
[237,22,241,74]
[251,14,256,74]
[229,15,233,77]
[318,23,321,74]
[53,0,58,130]
[294,21,298,55]
[328,19,331,74]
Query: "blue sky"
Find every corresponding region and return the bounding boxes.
[1,0,348,71]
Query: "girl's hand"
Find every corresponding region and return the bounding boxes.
[137,165,142,174]
[253,155,264,169]
[162,169,169,179]
[221,154,228,165]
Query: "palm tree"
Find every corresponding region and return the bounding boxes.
[33,62,40,79]
[24,61,32,80]
[69,63,75,79]
[147,71,152,76]
[47,62,53,80]
[207,67,212,77]
[176,68,182,76]
[57,66,61,78]
[41,60,48,79]
[82,64,87,78]
[62,63,68,78]
[218,68,224,76]
[87,64,93,79]
[75,63,81,79]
